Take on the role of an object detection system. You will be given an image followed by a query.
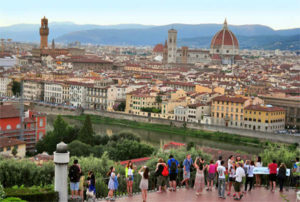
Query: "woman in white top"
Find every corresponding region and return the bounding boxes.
[255,156,263,187]
[244,160,255,192]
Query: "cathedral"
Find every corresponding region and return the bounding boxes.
[157,19,241,65]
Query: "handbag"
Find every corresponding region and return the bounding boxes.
[86,189,95,198]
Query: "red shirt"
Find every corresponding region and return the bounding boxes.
[268,163,278,174]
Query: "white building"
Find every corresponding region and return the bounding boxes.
[69,83,86,107]
[44,82,63,104]
[174,106,187,122]
[23,79,44,101]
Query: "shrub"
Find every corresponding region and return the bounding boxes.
[4,185,58,202]
[2,197,26,202]
[0,183,5,200]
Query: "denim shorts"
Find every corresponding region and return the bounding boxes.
[70,182,79,191]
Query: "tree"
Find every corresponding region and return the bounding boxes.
[78,115,95,145]
[12,147,18,157]
[187,142,195,151]
[117,102,126,111]
[155,95,162,104]
[12,81,21,96]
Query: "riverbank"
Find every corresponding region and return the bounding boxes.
[64,114,274,149]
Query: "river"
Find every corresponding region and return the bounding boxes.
[47,115,262,154]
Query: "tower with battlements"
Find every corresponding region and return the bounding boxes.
[40,16,49,49]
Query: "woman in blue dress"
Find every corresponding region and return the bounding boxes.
[106,166,119,201]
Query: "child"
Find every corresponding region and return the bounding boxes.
[106,166,119,201]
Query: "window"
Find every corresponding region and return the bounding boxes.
[39,132,44,140]
[16,124,21,129]
[7,146,11,151]
[6,125,11,130]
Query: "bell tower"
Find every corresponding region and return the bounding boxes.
[40,16,49,49]
[167,28,177,63]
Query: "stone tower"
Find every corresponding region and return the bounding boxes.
[163,40,168,64]
[167,29,177,63]
[40,16,49,49]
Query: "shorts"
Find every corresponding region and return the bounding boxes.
[127,175,134,181]
[269,174,277,182]
[234,181,241,192]
[207,173,215,181]
[70,182,79,191]
[229,177,235,182]
[183,171,190,180]
[169,173,177,181]
[157,175,167,186]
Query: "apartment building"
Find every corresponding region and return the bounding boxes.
[0,77,12,96]
[44,82,63,104]
[23,79,44,101]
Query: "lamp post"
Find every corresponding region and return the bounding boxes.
[54,142,69,202]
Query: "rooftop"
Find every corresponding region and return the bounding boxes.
[0,137,26,148]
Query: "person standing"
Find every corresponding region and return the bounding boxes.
[206,160,216,191]
[106,166,119,201]
[255,156,263,187]
[181,154,193,188]
[227,161,236,196]
[194,157,205,196]
[217,160,226,199]
[69,159,81,199]
[79,171,85,202]
[167,155,179,192]
[86,171,96,200]
[268,160,278,193]
[234,163,245,200]
[278,163,286,192]
[155,158,167,193]
[125,161,135,196]
[216,156,222,189]
[244,160,254,192]
[139,166,150,202]
[293,157,300,191]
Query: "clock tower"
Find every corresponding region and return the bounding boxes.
[40,16,49,49]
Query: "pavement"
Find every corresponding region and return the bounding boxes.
[98,187,298,202]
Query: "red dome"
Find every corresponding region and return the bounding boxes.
[210,20,239,49]
[153,44,164,53]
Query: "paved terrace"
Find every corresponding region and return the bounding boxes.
[98,187,297,202]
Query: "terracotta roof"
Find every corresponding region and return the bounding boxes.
[210,20,239,49]
[153,44,164,53]
[0,137,26,148]
[245,105,285,112]
[0,105,19,119]
[212,95,248,103]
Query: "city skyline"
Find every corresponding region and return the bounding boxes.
[1,0,300,30]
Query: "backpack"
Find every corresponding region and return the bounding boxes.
[69,165,79,182]
[162,166,169,176]
[170,160,177,173]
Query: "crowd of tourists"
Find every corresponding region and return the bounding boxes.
[68,156,300,201]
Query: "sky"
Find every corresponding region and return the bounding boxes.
[1,0,299,30]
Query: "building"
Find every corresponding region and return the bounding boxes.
[260,95,300,128]
[174,106,187,121]
[23,79,44,101]
[167,29,177,63]
[210,19,241,65]
[0,105,46,151]
[211,95,263,127]
[186,103,210,123]
[0,77,12,96]
[244,104,285,132]
[44,82,63,104]
[40,16,49,49]
[69,82,86,107]
[0,137,26,158]
[64,56,113,71]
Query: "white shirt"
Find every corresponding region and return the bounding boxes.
[217,165,226,179]
[228,159,233,170]
[235,167,245,182]
[128,168,133,175]
[255,162,263,167]
[247,165,254,177]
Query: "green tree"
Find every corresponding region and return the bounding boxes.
[117,101,126,111]
[187,142,195,151]
[11,147,18,157]
[78,115,95,145]
[12,81,21,96]
[155,95,162,104]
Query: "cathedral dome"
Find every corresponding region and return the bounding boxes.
[153,43,164,53]
[210,19,239,50]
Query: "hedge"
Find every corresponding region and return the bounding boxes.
[4,186,58,202]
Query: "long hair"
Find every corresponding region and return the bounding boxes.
[144,167,149,179]
[107,166,114,176]
[196,158,203,170]
[126,161,133,169]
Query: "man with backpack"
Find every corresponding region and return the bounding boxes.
[156,158,168,193]
[167,155,179,191]
[69,159,81,199]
